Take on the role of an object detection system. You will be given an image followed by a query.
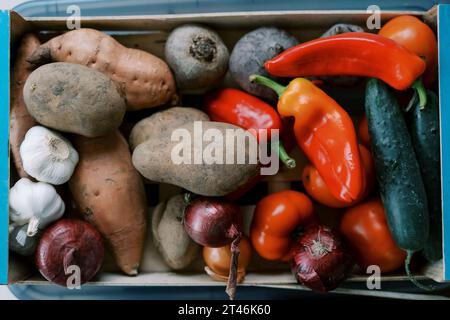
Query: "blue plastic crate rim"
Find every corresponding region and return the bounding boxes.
[1,4,450,289]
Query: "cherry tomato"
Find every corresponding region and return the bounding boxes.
[379,15,438,87]
[203,235,252,282]
[250,190,314,261]
[302,144,375,208]
[340,199,406,273]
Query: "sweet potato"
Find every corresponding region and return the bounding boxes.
[69,131,147,275]
[132,121,260,196]
[10,34,40,178]
[27,28,177,111]
[24,62,126,138]
[129,107,209,150]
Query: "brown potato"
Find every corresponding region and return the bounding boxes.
[10,34,40,178]
[132,121,259,196]
[69,131,147,275]
[129,107,209,151]
[152,194,200,270]
[27,28,177,111]
[23,62,126,138]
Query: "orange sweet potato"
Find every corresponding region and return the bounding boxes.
[69,131,147,275]
[10,34,39,178]
[27,28,177,111]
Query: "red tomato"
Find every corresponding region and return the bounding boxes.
[302,144,375,208]
[340,199,406,273]
[379,15,438,87]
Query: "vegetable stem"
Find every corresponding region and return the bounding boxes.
[405,250,434,291]
[405,92,418,113]
[184,192,192,205]
[411,78,427,109]
[226,231,242,300]
[278,142,296,169]
[249,75,286,97]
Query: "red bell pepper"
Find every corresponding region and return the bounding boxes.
[204,88,295,169]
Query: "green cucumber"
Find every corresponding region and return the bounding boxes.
[365,79,430,289]
[407,91,442,262]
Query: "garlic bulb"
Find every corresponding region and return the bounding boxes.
[20,126,79,185]
[9,178,65,237]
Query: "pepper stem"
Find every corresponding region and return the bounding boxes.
[278,142,296,169]
[411,78,427,109]
[405,250,434,291]
[249,75,286,97]
[183,192,192,205]
[405,92,418,113]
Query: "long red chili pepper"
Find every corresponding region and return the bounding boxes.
[264,32,427,106]
[204,88,296,168]
[250,75,364,203]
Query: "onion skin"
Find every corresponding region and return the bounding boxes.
[35,219,104,287]
[184,197,241,248]
[291,225,354,292]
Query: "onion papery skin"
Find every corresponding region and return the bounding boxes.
[291,225,354,292]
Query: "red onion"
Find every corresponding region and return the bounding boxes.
[184,197,242,300]
[291,224,354,292]
[35,219,104,287]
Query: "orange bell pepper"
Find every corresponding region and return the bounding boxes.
[251,75,364,203]
[250,190,315,261]
[302,144,375,208]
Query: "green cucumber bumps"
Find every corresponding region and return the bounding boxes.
[407,91,442,262]
[365,79,430,288]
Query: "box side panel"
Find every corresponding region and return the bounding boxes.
[25,11,423,31]
[0,10,10,285]
[10,11,31,46]
[439,4,450,281]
